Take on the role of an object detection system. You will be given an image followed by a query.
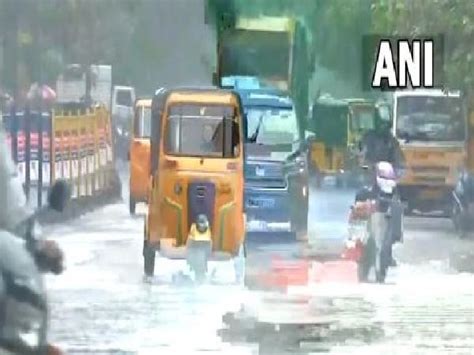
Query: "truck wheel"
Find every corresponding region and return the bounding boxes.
[143,241,155,277]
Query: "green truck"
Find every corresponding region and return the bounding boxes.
[205,0,315,133]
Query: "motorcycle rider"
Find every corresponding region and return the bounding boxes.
[0,127,64,354]
[358,104,405,267]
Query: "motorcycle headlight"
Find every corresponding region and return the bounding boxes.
[377,177,396,194]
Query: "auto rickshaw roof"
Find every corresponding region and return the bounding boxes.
[152,86,243,113]
[153,86,241,99]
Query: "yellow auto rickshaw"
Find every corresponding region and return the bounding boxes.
[143,87,246,281]
[308,96,376,188]
[128,98,152,214]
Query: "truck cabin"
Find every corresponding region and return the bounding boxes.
[393,89,465,143]
[240,92,300,148]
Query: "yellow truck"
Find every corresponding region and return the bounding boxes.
[392,89,466,215]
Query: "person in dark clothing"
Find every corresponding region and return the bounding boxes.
[357,105,405,267]
[360,116,405,172]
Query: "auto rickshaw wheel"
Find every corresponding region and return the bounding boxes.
[129,196,136,215]
[143,241,155,277]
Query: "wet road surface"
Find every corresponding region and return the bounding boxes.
[44,177,474,354]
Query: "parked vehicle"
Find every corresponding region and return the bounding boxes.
[55,64,136,160]
[143,87,246,282]
[128,98,152,214]
[112,86,136,160]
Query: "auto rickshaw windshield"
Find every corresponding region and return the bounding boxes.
[164,103,240,158]
[351,106,376,131]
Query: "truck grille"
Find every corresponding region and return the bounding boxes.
[411,166,450,175]
[246,178,287,189]
[413,176,446,185]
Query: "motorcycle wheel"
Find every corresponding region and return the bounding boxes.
[358,237,376,282]
[375,224,392,283]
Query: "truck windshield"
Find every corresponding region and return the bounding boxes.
[134,106,151,138]
[165,103,239,158]
[395,95,465,142]
[246,107,299,145]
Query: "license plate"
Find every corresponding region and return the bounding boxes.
[420,188,442,199]
[246,220,268,231]
[247,198,275,209]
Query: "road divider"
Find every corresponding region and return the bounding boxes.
[3,104,121,223]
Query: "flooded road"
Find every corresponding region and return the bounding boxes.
[44,176,474,354]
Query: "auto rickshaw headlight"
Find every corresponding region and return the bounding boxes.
[196,214,209,233]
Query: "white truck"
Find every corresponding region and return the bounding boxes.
[56,64,136,159]
[56,64,135,111]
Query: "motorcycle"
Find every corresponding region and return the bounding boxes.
[452,170,474,239]
[342,162,403,283]
[0,180,70,355]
